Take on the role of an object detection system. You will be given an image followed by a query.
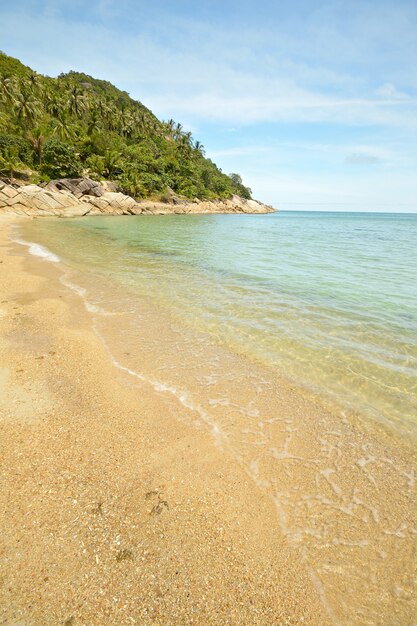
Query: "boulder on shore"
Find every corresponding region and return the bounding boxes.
[44,177,104,198]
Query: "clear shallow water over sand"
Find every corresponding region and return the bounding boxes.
[17,212,417,624]
[20,211,417,438]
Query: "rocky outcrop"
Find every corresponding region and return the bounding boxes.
[0,182,89,217]
[44,177,104,198]
[135,195,275,215]
[0,179,275,217]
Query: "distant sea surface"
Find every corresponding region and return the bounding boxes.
[19,210,417,439]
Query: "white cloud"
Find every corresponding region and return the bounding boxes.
[345,153,380,165]
[344,145,391,165]
[375,83,409,100]
[209,146,270,158]
[147,90,417,126]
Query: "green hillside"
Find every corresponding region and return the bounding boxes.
[0,52,251,200]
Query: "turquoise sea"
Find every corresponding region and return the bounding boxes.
[18,210,417,439]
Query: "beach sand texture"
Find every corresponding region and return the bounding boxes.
[0,217,416,625]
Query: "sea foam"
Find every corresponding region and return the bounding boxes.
[14,238,60,263]
[92,326,224,447]
[60,275,113,316]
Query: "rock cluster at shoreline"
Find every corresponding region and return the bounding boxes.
[0,178,275,217]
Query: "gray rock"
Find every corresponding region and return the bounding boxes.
[45,178,104,198]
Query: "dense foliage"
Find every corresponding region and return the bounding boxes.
[0,52,252,200]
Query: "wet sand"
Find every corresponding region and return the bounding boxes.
[0,216,416,625]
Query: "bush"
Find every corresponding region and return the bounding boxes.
[41,138,82,178]
[0,134,32,164]
[84,154,105,179]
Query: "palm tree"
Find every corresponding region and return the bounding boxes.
[45,91,65,118]
[122,166,141,197]
[117,107,128,136]
[28,127,45,166]
[121,111,135,138]
[132,111,146,136]
[96,98,107,118]
[14,83,41,129]
[102,149,122,178]
[27,72,42,95]
[174,122,183,140]
[164,118,176,138]
[94,98,114,131]
[52,110,73,141]
[66,82,86,118]
[194,141,205,156]
[105,104,119,131]
[0,76,16,107]
[177,132,193,157]
[87,108,102,137]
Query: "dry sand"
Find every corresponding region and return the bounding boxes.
[0,217,328,624]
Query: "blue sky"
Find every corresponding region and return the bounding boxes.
[1,0,417,211]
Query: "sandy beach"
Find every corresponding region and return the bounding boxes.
[0,216,329,624]
[1,216,416,625]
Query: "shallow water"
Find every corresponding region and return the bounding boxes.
[19,211,417,439]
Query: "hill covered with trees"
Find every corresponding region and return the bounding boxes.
[0,52,252,201]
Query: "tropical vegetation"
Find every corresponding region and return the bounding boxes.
[0,51,252,201]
